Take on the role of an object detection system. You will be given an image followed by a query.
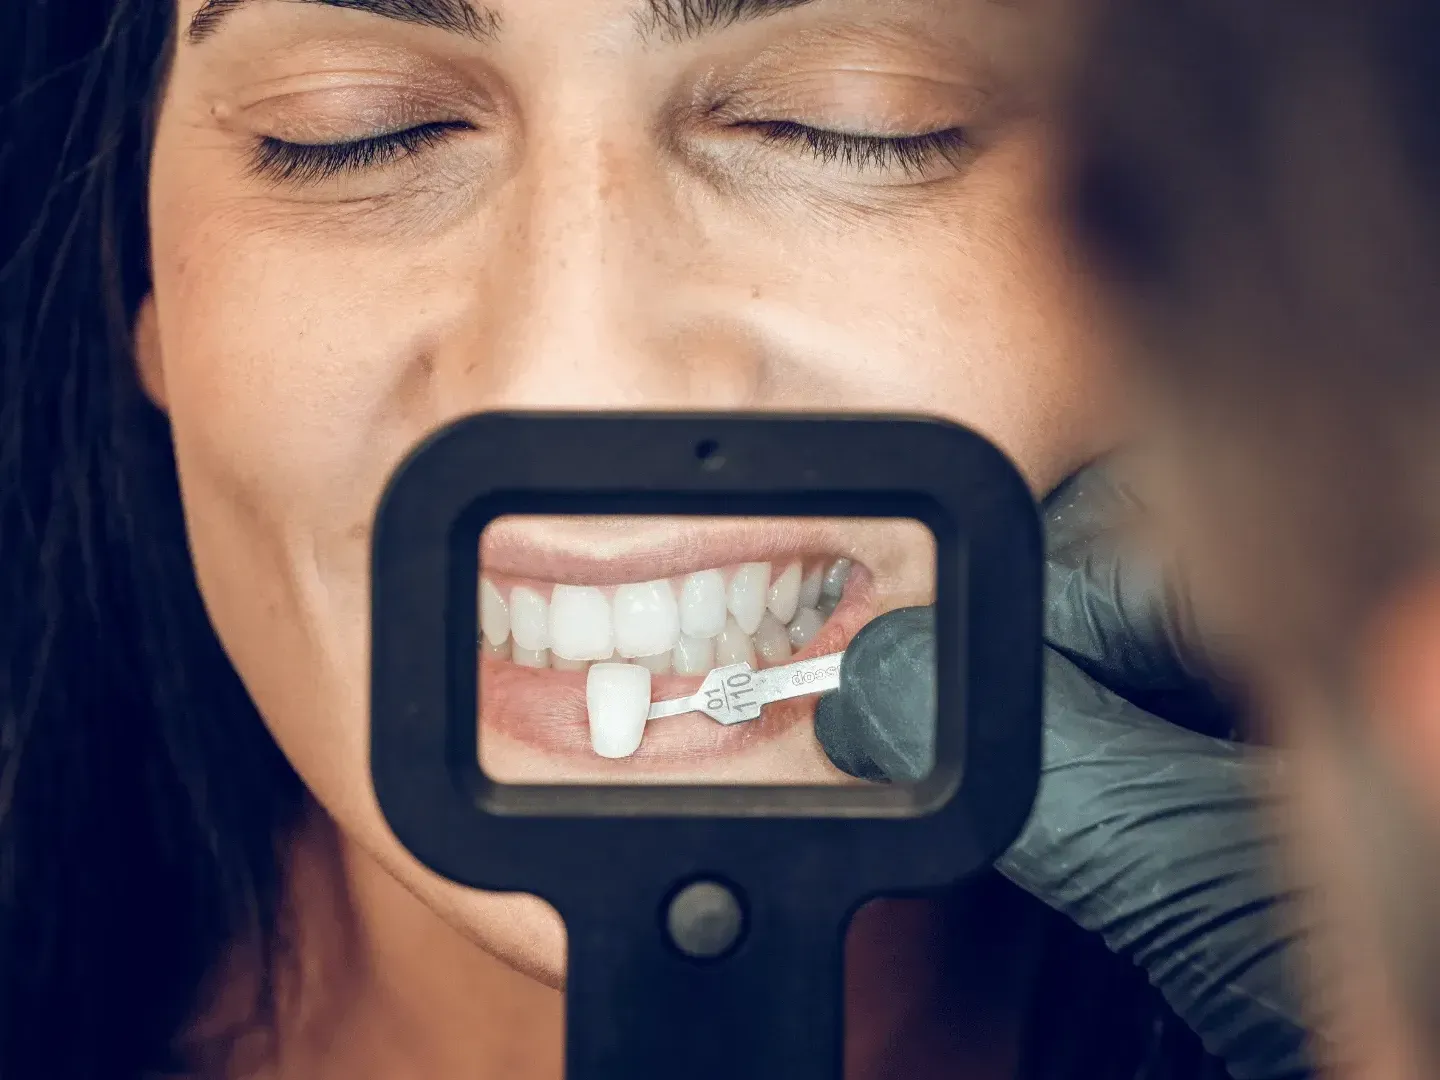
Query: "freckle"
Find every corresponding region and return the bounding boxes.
[751,286,762,300]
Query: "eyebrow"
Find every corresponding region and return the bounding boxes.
[185,0,820,45]
[638,0,821,41]
[186,0,503,43]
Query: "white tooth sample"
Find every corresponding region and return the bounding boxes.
[679,569,727,639]
[753,612,793,666]
[482,635,511,661]
[513,645,550,668]
[788,607,825,649]
[797,566,824,611]
[510,587,551,652]
[635,652,673,676]
[714,616,758,667]
[612,580,680,658]
[726,562,771,635]
[552,655,589,672]
[549,585,614,661]
[766,563,803,625]
[587,663,651,759]
[479,578,510,646]
[672,633,715,675]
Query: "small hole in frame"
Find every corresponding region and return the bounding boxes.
[694,439,726,472]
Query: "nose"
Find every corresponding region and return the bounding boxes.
[442,126,765,413]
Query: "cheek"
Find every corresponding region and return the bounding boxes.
[144,193,447,834]
[755,131,1117,491]
[150,220,434,515]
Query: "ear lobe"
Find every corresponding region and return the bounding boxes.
[132,292,167,411]
[1357,571,1440,821]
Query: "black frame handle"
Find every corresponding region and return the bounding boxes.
[370,412,1043,1078]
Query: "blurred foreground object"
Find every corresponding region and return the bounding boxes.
[1055,2,1440,1076]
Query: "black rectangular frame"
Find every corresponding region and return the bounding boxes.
[371,412,1042,901]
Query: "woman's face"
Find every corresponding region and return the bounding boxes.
[143,0,1114,983]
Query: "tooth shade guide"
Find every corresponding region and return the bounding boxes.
[586,663,651,760]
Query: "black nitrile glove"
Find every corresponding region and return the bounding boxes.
[814,464,1316,1080]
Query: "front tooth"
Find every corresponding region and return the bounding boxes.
[753,612,793,666]
[714,616,758,666]
[587,663,651,759]
[766,563,803,624]
[818,558,852,614]
[726,562,771,635]
[797,567,823,611]
[479,578,511,645]
[510,587,551,651]
[513,645,550,668]
[613,580,680,658]
[672,633,715,675]
[552,655,589,672]
[788,607,825,649]
[679,569,727,639]
[549,585,614,661]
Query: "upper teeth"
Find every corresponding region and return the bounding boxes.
[613,580,681,658]
[478,558,852,673]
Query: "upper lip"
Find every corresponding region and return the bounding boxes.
[478,517,854,585]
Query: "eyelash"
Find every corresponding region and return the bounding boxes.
[249,122,468,184]
[248,120,970,185]
[750,121,971,176]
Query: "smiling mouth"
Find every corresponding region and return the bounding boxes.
[475,542,874,765]
[480,557,854,673]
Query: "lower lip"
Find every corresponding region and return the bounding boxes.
[476,567,875,763]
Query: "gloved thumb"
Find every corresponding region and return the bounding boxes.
[1044,463,1234,737]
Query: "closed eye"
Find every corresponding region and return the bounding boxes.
[747,121,971,176]
[245,119,971,187]
[247,121,472,185]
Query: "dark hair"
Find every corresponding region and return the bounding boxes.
[0,3,306,1077]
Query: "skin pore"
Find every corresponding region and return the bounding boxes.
[137,0,1116,1075]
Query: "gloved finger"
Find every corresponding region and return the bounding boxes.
[814,607,935,783]
[997,650,1315,1080]
[1043,462,1199,689]
[1044,463,1236,737]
